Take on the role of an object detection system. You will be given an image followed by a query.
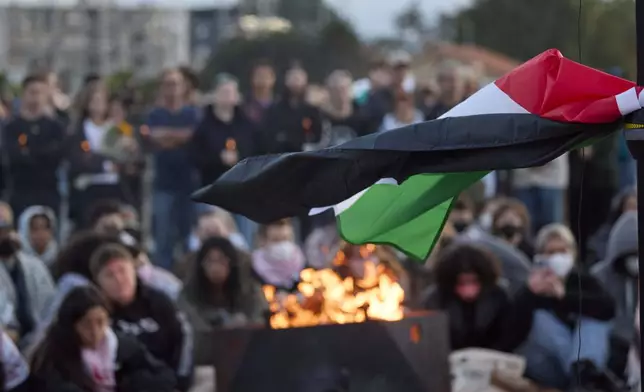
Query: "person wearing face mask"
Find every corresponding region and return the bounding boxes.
[423,244,520,352]
[89,244,194,391]
[491,199,535,259]
[252,219,305,291]
[0,202,55,350]
[592,211,639,375]
[515,224,616,391]
[448,195,475,234]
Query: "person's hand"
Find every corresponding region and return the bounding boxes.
[220,149,239,166]
[542,273,565,299]
[116,137,138,154]
[528,268,552,295]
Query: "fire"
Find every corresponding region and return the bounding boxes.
[262,245,405,329]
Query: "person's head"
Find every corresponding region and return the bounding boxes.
[492,199,531,246]
[179,66,199,97]
[87,199,124,235]
[251,59,276,92]
[160,68,187,104]
[393,89,415,119]
[108,95,128,124]
[368,60,391,89]
[257,219,295,247]
[326,70,353,103]
[434,243,501,302]
[83,86,109,122]
[285,65,308,96]
[460,67,480,99]
[212,73,240,110]
[83,73,101,89]
[187,236,242,309]
[478,197,508,232]
[53,231,137,281]
[449,194,475,233]
[28,211,54,253]
[608,187,638,225]
[0,202,19,259]
[388,50,411,87]
[21,74,49,114]
[437,66,462,105]
[534,224,576,278]
[90,244,138,305]
[32,286,110,390]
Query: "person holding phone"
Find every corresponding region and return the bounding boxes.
[514,223,616,390]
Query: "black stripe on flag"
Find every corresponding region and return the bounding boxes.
[192,113,620,223]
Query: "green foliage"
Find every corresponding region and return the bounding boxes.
[446,0,635,77]
[106,71,135,95]
[202,18,368,92]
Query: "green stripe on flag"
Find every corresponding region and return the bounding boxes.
[336,171,488,261]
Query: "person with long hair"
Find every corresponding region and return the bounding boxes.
[30,286,176,392]
[67,86,124,228]
[89,244,193,391]
[180,237,266,329]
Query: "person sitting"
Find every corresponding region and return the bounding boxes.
[180,237,266,329]
[252,219,305,291]
[17,206,58,268]
[515,224,615,390]
[491,198,535,259]
[0,202,55,350]
[30,286,176,392]
[89,244,193,391]
[423,244,519,352]
[0,329,30,392]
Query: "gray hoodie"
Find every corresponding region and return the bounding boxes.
[591,211,638,338]
[17,206,58,267]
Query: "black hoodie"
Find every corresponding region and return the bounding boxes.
[191,105,257,186]
[110,282,193,392]
[2,115,65,196]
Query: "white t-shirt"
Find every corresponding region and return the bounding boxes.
[83,119,112,152]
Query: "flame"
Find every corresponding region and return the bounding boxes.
[263,245,405,329]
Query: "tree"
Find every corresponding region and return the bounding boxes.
[443,0,635,77]
[201,19,368,92]
[395,1,426,41]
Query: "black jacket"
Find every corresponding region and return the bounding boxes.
[513,268,616,344]
[192,106,257,186]
[2,115,65,191]
[31,333,177,392]
[66,122,124,224]
[110,282,193,392]
[424,284,521,352]
[261,96,323,154]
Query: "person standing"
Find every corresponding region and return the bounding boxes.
[263,65,323,154]
[3,74,66,219]
[144,69,200,271]
[243,60,277,130]
[514,154,569,234]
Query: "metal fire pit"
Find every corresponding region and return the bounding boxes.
[194,311,450,392]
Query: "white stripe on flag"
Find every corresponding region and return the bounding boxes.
[308,83,529,217]
[615,87,642,115]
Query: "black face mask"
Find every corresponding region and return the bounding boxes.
[452,221,471,233]
[495,225,522,240]
[0,237,20,257]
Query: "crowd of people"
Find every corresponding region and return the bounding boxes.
[0,49,639,392]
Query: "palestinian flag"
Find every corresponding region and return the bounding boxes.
[193,49,642,260]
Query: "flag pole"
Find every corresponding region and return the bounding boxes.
[625,0,644,382]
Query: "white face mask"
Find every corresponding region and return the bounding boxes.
[479,213,493,231]
[625,256,639,276]
[535,253,574,277]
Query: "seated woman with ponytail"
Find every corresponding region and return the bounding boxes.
[30,286,176,392]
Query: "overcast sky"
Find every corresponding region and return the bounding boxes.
[0,0,472,38]
[326,0,472,38]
